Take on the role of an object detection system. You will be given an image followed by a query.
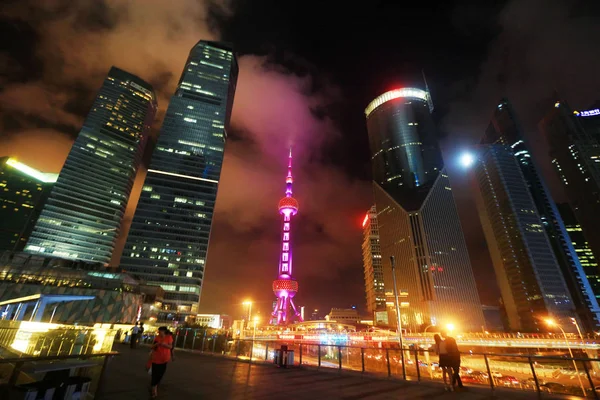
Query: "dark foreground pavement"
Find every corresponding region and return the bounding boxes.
[98,345,567,400]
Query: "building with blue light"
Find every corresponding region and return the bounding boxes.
[366,87,484,332]
[24,67,156,265]
[541,101,600,268]
[120,41,238,321]
[480,99,599,332]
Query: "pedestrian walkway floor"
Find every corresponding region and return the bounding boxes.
[98,344,567,399]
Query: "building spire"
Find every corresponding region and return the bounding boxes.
[286,147,293,197]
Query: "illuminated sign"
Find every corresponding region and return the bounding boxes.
[5,158,58,183]
[577,109,600,117]
[365,88,429,117]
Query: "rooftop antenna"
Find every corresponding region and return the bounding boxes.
[422,69,434,112]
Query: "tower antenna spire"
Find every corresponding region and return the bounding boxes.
[422,69,434,112]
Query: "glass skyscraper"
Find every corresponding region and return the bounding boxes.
[120,41,238,320]
[558,203,600,302]
[540,100,600,264]
[25,67,157,265]
[366,88,484,332]
[472,144,577,332]
[0,158,57,251]
[482,99,600,332]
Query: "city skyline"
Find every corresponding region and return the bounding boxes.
[0,1,599,319]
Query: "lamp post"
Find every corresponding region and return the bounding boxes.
[251,316,259,361]
[570,317,584,341]
[243,300,252,337]
[546,319,586,396]
[390,256,406,379]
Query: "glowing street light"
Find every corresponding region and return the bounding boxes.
[446,323,455,333]
[459,152,475,168]
[545,318,586,396]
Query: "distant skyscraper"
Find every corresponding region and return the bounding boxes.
[366,87,484,332]
[557,203,600,301]
[361,206,386,323]
[0,158,57,251]
[482,99,599,332]
[25,67,156,265]
[120,41,238,320]
[471,144,578,332]
[540,100,600,264]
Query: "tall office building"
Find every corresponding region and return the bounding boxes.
[366,87,484,332]
[120,41,238,320]
[25,68,157,265]
[557,203,600,302]
[540,100,600,264]
[482,99,599,331]
[471,145,577,332]
[0,158,57,251]
[361,206,386,325]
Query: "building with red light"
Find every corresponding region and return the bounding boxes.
[365,87,484,332]
[361,205,386,325]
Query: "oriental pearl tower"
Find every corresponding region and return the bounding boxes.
[271,148,303,325]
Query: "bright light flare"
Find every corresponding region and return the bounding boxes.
[243,300,252,306]
[446,323,455,332]
[459,152,475,168]
[545,318,556,327]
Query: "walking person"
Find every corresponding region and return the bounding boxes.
[433,334,451,391]
[130,322,140,349]
[149,326,173,398]
[442,331,464,391]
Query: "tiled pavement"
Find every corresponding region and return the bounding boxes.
[98,345,566,399]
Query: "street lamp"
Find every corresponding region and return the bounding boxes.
[570,317,584,341]
[390,256,406,379]
[459,152,475,168]
[546,318,586,396]
[446,323,455,333]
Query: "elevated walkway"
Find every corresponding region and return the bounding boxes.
[99,343,569,399]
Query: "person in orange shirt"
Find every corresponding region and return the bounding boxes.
[149,326,173,397]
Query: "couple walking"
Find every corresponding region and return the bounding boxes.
[433,332,463,392]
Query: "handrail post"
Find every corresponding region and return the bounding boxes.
[212,336,216,353]
[183,329,188,349]
[236,339,241,357]
[192,330,197,351]
[201,330,207,352]
[95,354,113,398]
[338,346,342,370]
[386,348,391,377]
[298,344,302,365]
[583,360,598,399]
[174,330,180,349]
[484,353,495,393]
[361,348,365,373]
[415,348,421,381]
[528,356,541,398]
[318,344,321,368]
[8,360,24,386]
[266,342,270,361]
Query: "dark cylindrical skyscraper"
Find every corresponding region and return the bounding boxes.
[365,88,484,332]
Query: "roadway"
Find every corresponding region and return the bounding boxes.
[99,343,568,399]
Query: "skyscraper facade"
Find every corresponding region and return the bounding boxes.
[0,158,57,251]
[120,41,238,320]
[540,101,600,264]
[25,67,156,265]
[471,144,577,332]
[366,88,484,332]
[482,99,600,331]
[361,206,386,324]
[558,203,600,302]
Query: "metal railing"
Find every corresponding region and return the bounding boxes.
[139,331,600,398]
[0,352,118,398]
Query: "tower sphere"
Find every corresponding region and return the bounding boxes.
[278,196,299,215]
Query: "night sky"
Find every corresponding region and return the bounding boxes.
[1,0,599,320]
